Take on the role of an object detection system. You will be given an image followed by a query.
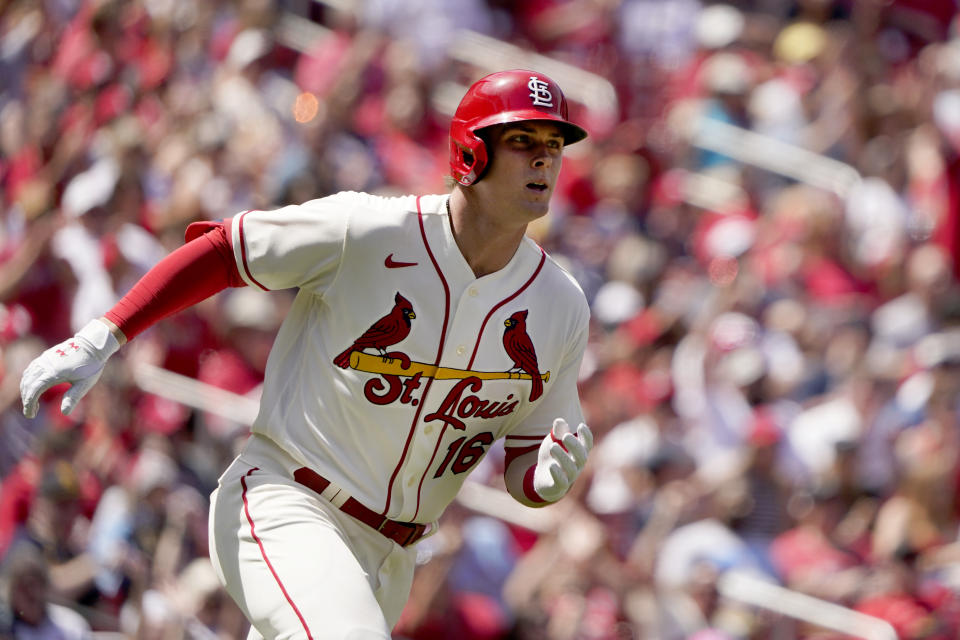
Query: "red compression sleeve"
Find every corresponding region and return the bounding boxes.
[104,220,245,340]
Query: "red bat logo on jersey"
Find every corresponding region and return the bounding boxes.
[503,310,543,402]
[334,292,416,368]
[337,302,549,424]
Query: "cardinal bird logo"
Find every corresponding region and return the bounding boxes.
[334,292,416,368]
[503,310,543,402]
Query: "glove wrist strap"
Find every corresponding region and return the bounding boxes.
[78,319,121,358]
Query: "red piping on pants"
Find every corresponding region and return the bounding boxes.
[241,468,314,639]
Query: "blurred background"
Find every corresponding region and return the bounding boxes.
[1,0,959,638]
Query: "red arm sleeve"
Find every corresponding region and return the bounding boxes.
[104,220,245,340]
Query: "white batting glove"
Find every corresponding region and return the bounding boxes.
[20,319,120,418]
[533,418,593,502]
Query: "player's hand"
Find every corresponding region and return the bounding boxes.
[20,319,121,418]
[533,418,593,502]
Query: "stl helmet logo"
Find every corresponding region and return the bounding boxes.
[527,76,553,108]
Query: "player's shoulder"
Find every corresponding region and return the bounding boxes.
[524,239,590,314]
[300,191,422,218]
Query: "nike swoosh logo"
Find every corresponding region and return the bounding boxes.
[385,254,418,268]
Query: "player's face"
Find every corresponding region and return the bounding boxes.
[477,121,565,225]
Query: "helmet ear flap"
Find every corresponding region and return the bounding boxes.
[451,131,489,186]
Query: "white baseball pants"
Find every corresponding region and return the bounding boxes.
[208,434,417,640]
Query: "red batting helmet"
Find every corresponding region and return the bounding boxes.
[449,70,588,186]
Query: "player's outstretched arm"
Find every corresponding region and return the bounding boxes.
[504,418,593,508]
[21,221,244,418]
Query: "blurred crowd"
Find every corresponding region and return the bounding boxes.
[1,0,960,638]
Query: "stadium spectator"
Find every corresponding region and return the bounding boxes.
[2,1,960,637]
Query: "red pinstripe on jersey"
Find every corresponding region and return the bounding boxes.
[236,210,269,291]
[411,238,546,519]
[241,468,314,639]
[382,196,452,519]
[413,428,450,520]
[466,248,545,369]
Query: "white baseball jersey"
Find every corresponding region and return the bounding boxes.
[229,191,589,523]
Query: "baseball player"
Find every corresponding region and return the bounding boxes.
[20,69,594,639]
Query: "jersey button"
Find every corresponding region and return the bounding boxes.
[407,475,416,487]
[456,345,466,356]
[424,425,433,435]
[468,287,479,297]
